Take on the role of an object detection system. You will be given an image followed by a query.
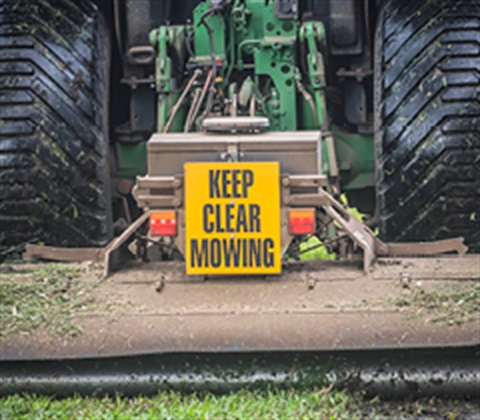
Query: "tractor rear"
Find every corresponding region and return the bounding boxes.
[0,0,479,391]
[1,0,478,260]
[116,0,472,274]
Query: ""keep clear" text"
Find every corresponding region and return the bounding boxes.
[190,169,274,268]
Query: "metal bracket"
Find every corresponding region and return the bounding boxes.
[221,143,240,162]
[24,244,105,263]
[24,180,468,276]
[23,212,151,277]
[315,189,467,272]
[103,212,151,277]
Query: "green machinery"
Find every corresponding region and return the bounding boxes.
[2,0,478,261]
[2,0,479,378]
[116,0,374,199]
[127,0,377,269]
[107,0,468,274]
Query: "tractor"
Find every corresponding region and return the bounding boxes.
[1,0,479,392]
[1,0,478,265]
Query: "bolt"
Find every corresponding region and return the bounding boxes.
[155,279,165,293]
[400,273,411,288]
[117,179,134,195]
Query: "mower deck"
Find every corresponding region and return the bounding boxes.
[1,256,479,361]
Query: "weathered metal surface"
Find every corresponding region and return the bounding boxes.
[23,245,105,263]
[23,211,468,276]
[380,238,468,257]
[0,346,478,397]
[2,256,479,361]
[202,116,270,131]
[146,131,321,176]
[282,174,327,188]
[103,212,150,276]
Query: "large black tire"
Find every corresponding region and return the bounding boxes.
[375,0,480,252]
[0,0,112,257]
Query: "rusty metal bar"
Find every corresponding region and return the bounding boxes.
[287,193,329,207]
[23,244,104,262]
[104,212,150,276]
[133,195,182,209]
[380,238,468,257]
[283,174,327,188]
[135,176,180,190]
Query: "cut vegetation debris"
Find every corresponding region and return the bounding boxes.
[394,281,480,326]
[0,263,102,339]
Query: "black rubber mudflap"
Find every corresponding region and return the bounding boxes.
[375,0,480,252]
[0,0,112,257]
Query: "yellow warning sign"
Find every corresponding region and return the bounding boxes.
[185,162,281,275]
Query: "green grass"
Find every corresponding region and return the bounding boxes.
[0,390,477,419]
[0,263,100,339]
[395,281,480,326]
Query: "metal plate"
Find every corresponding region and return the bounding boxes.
[146,131,321,176]
[2,256,479,360]
[185,162,281,275]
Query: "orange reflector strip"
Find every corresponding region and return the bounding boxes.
[150,210,177,236]
[288,208,316,235]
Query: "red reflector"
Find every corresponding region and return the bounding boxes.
[288,208,316,235]
[150,210,177,236]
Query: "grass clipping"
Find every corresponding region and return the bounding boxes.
[395,281,480,326]
[0,263,100,339]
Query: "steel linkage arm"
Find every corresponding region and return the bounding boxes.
[315,189,467,272]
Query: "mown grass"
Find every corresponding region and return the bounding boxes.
[0,263,101,339]
[0,390,477,419]
[394,281,480,326]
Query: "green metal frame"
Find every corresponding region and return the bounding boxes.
[115,0,375,194]
[149,25,189,132]
[299,21,327,129]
